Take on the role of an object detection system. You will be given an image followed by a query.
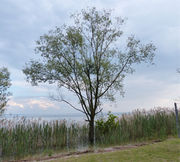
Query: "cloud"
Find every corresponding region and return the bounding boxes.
[5,95,81,115]
[8,101,24,109]
[27,99,55,110]
[0,0,180,116]
[6,97,60,115]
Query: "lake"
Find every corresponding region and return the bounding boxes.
[0,112,123,122]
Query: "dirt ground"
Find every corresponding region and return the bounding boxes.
[8,140,162,162]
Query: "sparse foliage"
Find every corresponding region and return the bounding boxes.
[23,7,156,144]
[0,67,11,114]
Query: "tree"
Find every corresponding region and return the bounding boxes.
[0,67,11,114]
[23,7,156,145]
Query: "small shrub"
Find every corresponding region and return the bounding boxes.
[95,111,118,134]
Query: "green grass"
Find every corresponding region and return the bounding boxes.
[52,138,180,162]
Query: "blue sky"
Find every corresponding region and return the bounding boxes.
[0,0,180,115]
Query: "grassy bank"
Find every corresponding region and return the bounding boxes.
[0,108,179,160]
[52,138,180,162]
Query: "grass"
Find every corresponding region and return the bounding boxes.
[0,107,179,160]
[52,138,180,162]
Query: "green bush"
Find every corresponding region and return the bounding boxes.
[95,111,118,134]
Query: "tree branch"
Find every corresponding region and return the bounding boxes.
[98,55,132,98]
[95,108,103,115]
[61,99,85,114]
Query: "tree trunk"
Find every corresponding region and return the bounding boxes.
[89,116,95,145]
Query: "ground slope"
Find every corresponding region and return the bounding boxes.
[50,138,180,162]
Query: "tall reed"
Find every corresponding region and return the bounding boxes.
[0,107,179,159]
[0,118,89,159]
[95,108,178,145]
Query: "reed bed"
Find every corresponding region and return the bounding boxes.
[0,119,89,159]
[0,108,179,160]
[95,108,178,145]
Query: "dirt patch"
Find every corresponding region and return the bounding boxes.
[9,140,162,162]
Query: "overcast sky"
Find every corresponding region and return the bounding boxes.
[0,0,180,116]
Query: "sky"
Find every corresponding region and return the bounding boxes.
[0,0,180,116]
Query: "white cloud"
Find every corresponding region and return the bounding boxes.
[8,101,24,108]
[27,99,55,110]
[6,97,66,115]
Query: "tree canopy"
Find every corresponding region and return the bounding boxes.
[0,67,11,114]
[23,7,156,144]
